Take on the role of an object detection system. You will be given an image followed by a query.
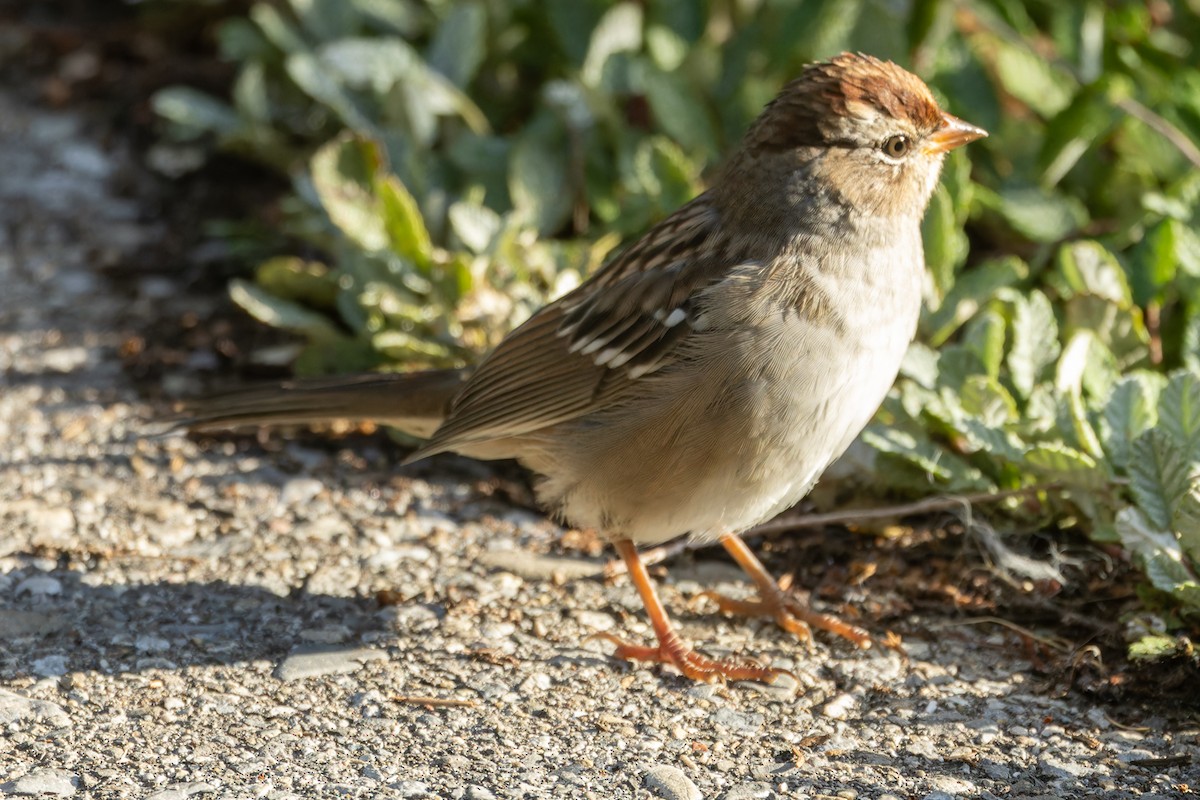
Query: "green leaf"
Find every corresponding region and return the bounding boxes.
[509,116,571,236]
[1116,507,1200,608]
[286,51,378,134]
[936,345,986,393]
[582,3,643,87]
[290,0,360,41]
[375,174,433,269]
[922,184,967,301]
[862,426,990,489]
[1101,373,1162,472]
[907,0,947,54]
[152,88,241,139]
[924,256,1027,345]
[230,279,342,340]
[961,309,1006,380]
[293,336,384,376]
[646,0,707,43]
[310,134,388,251]
[957,417,1027,463]
[989,35,1075,117]
[316,37,489,134]
[348,0,422,36]
[1024,442,1107,489]
[639,61,717,155]
[1184,312,1200,373]
[1055,332,1106,459]
[1054,240,1133,305]
[993,185,1086,244]
[1038,81,1119,186]
[645,24,688,72]
[1129,634,1184,660]
[546,0,608,67]
[957,374,1018,426]
[250,3,309,52]
[255,257,339,308]
[371,329,459,363]
[1062,296,1149,369]
[1130,218,1182,304]
[216,17,271,62]
[632,135,702,210]
[448,201,502,254]
[1008,290,1060,399]
[427,1,487,87]
[1158,370,1200,462]
[899,343,940,389]
[232,62,271,125]
[1129,428,1200,534]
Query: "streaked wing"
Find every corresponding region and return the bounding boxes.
[413,195,731,457]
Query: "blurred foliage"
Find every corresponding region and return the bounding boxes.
[152,0,1200,642]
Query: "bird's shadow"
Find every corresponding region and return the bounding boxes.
[0,567,411,682]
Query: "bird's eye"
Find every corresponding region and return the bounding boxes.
[881,135,910,159]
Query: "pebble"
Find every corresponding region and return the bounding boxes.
[135,635,171,653]
[711,707,764,736]
[391,780,430,798]
[822,693,857,720]
[279,477,325,506]
[480,621,516,641]
[477,550,602,581]
[299,625,352,644]
[0,690,70,727]
[573,609,616,631]
[519,672,552,692]
[143,782,219,800]
[41,346,90,372]
[927,775,976,794]
[644,765,702,800]
[720,782,772,799]
[31,655,69,677]
[15,575,63,596]
[273,646,387,681]
[371,545,434,567]
[1039,753,1097,779]
[28,507,75,540]
[0,611,67,638]
[1,768,78,796]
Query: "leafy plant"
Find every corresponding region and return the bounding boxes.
[152,0,1200,644]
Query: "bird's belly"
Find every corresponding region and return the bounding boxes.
[538,311,913,545]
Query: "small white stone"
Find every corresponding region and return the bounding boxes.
[573,610,615,632]
[16,575,62,596]
[31,655,69,677]
[823,693,857,720]
[3,767,78,796]
[644,765,701,800]
[135,635,170,653]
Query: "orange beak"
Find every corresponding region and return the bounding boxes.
[923,112,988,154]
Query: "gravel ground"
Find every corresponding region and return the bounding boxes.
[1,90,1198,800]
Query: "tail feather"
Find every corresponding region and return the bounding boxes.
[172,368,468,441]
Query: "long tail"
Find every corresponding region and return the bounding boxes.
[172,368,469,440]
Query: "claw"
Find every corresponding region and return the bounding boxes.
[589,631,795,684]
[712,534,874,650]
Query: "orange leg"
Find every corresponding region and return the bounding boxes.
[592,539,791,683]
[695,533,872,649]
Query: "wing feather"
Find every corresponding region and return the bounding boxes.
[413,194,743,458]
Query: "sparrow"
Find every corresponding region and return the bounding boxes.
[177,53,986,682]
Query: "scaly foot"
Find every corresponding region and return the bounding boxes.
[601,539,793,684]
[704,533,873,649]
[589,631,792,683]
